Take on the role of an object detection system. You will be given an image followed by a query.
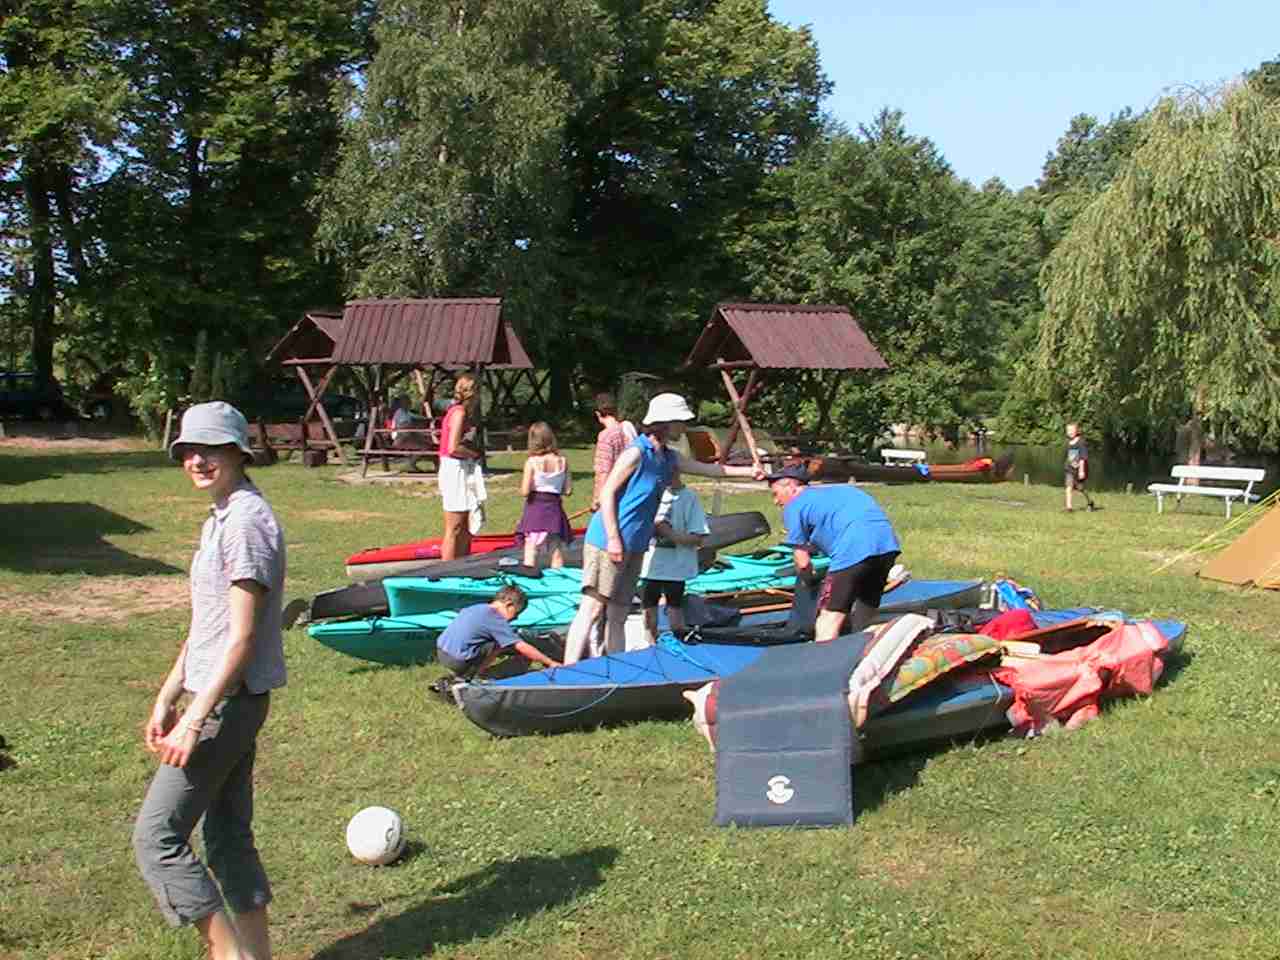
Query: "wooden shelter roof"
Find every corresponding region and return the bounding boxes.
[685,303,887,370]
[330,298,532,368]
[264,310,345,365]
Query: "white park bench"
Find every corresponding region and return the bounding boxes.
[1147,465,1265,518]
[881,448,927,466]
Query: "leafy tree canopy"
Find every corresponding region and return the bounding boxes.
[318,0,829,394]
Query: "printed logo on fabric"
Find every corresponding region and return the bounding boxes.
[765,775,794,804]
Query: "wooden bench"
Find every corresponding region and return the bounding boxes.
[881,448,927,465]
[1147,465,1265,518]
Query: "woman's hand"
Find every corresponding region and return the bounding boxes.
[607,534,624,563]
[156,717,202,768]
[144,700,177,753]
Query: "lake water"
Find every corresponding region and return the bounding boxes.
[910,439,1280,497]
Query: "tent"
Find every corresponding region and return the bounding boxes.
[1198,502,1280,588]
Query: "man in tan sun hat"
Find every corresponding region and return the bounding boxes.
[562,392,765,663]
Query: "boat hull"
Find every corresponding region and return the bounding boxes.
[309,511,771,622]
[345,528,588,579]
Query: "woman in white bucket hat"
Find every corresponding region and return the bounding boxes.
[562,392,764,663]
[133,401,285,960]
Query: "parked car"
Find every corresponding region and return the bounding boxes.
[0,372,79,421]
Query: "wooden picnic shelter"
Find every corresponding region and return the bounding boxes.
[257,308,351,464]
[683,302,888,462]
[324,298,534,475]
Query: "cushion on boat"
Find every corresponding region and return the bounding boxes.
[876,633,1002,708]
[847,614,934,729]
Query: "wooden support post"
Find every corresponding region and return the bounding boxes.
[297,364,346,466]
[160,408,176,452]
[718,363,761,465]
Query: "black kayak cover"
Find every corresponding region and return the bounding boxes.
[305,510,771,623]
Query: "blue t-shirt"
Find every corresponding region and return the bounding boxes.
[436,603,521,662]
[781,485,901,572]
[586,435,676,553]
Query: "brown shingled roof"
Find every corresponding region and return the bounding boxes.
[331,299,532,368]
[264,310,345,366]
[685,303,887,371]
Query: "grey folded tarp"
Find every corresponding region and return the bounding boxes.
[714,631,868,828]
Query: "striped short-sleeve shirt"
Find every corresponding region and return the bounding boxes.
[184,482,287,695]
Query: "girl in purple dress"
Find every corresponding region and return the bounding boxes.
[516,422,574,569]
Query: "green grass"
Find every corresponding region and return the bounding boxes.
[3,440,1280,959]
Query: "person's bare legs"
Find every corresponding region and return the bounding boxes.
[234,906,271,960]
[846,600,877,634]
[564,592,606,664]
[641,605,659,647]
[666,603,687,636]
[195,910,246,960]
[1065,475,1073,511]
[813,608,848,643]
[441,510,470,560]
[603,601,630,654]
[547,536,565,569]
[522,538,541,570]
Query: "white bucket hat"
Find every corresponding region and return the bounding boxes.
[169,401,254,461]
[642,392,695,425]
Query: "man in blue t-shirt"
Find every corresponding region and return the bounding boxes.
[562,392,764,664]
[433,586,561,693]
[767,464,901,641]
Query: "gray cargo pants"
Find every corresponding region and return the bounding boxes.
[132,692,272,925]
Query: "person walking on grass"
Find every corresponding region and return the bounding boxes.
[562,392,763,664]
[1065,422,1096,512]
[133,402,285,960]
[766,464,901,641]
[515,422,574,570]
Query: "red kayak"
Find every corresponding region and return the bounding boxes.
[345,528,588,579]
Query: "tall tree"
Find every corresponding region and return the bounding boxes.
[0,0,124,382]
[729,111,1000,444]
[1034,84,1280,455]
[78,0,371,418]
[318,0,828,404]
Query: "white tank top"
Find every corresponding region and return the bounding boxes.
[532,460,567,494]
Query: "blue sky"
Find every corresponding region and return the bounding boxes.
[766,1,1279,189]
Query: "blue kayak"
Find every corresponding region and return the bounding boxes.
[454,610,1188,739]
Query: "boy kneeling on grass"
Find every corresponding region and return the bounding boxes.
[431,585,561,695]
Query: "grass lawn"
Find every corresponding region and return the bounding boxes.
[2,438,1279,959]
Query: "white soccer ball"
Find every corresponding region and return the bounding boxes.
[345,806,406,866]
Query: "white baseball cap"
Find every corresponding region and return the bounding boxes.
[642,392,695,425]
[169,401,254,461]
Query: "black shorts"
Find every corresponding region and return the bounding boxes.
[641,578,686,608]
[818,551,899,614]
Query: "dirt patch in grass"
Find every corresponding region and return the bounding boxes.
[0,432,146,455]
[0,575,188,623]
[301,509,391,523]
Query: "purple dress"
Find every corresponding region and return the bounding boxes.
[515,461,573,546]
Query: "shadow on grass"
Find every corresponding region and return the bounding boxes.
[313,845,620,959]
[0,449,169,485]
[0,502,182,575]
